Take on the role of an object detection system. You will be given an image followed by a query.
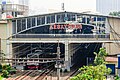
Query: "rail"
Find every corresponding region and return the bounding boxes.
[13,34,110,38]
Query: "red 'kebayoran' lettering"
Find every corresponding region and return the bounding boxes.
[50,24,82,30]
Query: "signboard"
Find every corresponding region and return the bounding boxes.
[50,23,82,30]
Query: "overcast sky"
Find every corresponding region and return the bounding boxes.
[29,0,96,15]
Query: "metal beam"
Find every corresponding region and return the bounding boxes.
[10,40,120,43]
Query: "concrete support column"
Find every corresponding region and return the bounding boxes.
[64,40,70,71]
[6,40,10,58]
[68,43,72,67]
[70,44,75,67]
[7,40,12,59]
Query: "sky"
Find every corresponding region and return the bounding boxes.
[29,0,96,15]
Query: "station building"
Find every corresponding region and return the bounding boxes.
[0,11,120,71]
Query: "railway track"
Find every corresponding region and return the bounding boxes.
[14,70,33,80]
[35,68,54,80]
[65,69,79,80]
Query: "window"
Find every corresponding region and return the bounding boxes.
[47,16,50,23]
[22,19,26,30]
[57,14,65,22]
[17,20,22,32]
[41,16,45,24]
[32,17,35,26]
[37,17,41,25]
[67,13,76,21]
[51,15,55,23]
[12,20,16,34]
[27,18,32,28]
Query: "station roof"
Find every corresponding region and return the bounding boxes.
[1,11,120,20]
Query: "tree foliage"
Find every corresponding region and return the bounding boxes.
[109,11,120,17]
[94,48,107,65]
[70,48,111,80]
[71,65,111,80]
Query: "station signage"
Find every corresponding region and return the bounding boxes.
[49,23,82,30]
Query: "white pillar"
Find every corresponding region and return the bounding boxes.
[25,18,27,30]
[55,15,57,23]
[35,17,37,26]
[85,16,88,24]
[45,16,47,24]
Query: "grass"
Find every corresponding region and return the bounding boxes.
[0,75,3,80]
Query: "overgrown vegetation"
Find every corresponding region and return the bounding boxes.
[0,64,16,78]
[0,51,16,78]
[70,48,112,80]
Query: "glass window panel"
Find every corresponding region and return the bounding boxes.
[17,20,21,32]
[32,17,35,26]
[57,14,65,22]
[37,17,41,25]
[51,15,55,23]
[41,16,45,24]
[27,18,32,28]
[47,16,50,23]
[22,19,26,30]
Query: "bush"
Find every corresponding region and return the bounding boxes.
[2,64,16,77]
[1,70,9,78]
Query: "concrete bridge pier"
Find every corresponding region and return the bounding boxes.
[64,40,71,72]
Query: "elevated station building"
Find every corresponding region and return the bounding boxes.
[0,11,120,71]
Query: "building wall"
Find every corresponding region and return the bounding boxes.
[105,17,120,55]
[105,43,120,55]
[108,17,120,40]
[0,20,12,58]
[96,0,120,15]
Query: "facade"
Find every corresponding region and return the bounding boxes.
[0,11,120,71]
[0,0,29,18]
[96,0,120,15]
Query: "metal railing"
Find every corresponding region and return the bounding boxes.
[0,58,63,63]
[13,34,110,38]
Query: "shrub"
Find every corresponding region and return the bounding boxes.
[1,70,9,78]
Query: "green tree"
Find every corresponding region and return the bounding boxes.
[109,11,120,17]
[94,48,107,65]
[70,48,111,80]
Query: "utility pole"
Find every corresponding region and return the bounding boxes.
[55,40,61,80]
